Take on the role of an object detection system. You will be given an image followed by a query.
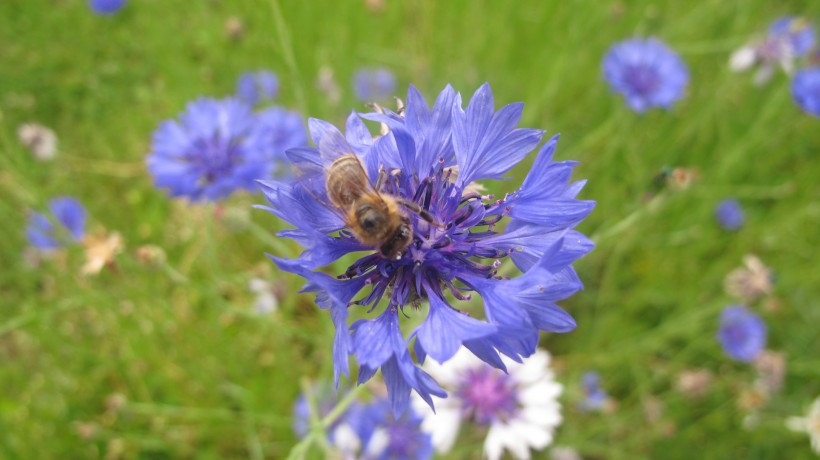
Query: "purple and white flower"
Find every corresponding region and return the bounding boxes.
[730,16,816,85]
[414,348,563,460]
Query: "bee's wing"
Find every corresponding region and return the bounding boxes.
[284,139,358,228]
[284,147,328,201]
[318,129,355,164]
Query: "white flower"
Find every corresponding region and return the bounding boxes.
[18,123,58,160]
[724,254,773,303]
[329,422,361,460]
[413,347,563,460]
[729,46,757,72]
[248,278,278,314]
[787,397,820,454]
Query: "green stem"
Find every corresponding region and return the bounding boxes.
[285,381,370,460]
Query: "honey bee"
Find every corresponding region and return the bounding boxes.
[325,153,436,260]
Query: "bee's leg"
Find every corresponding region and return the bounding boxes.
[375,166,388,191]
[397,198,444,228]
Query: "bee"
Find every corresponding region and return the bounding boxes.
[325,153,436,260]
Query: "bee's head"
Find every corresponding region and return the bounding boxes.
[379,222,413,260]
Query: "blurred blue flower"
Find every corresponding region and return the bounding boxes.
[792,67,820,117]
[292,383,364,455]
[26,197,87,250]
[715,199,745,231]
[89,0,126,15]
[353,67,397,101]
[147,98,267,202]
[730,17,816,85]
[580,371,610,412]
[718,306,767,363]
[236,71,279,106]
[603,38,689,112]
[769,16,816,57]
[292,386,431,459]
[260,83,595,415]
[354,398,433,460]
[246,107,308,176]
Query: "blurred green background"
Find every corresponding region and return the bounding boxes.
[1,0,819,458]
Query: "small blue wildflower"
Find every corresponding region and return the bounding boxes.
[353,68,397,101]
[236,71,279,106]
[259,83,595,415]
[26,197,87,250]
[792,67,820,117]
[89,0,126,15]
[147,98,267,202]
[718,306,767,363]
[715,199,745,231]
[246,107,308,176]
[602,38,689,112]
[769,16,816,58]
[355,398,433,460]
[731,17,816,85]
[580,371,610,412]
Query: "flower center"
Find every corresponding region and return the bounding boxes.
[456,367,519,425]
[339,165,510,309]
[625,65,660,93]
[192,135,241,184]
[725,323,750,344]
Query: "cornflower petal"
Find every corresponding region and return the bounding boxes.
[453,84,544,185]
[272,257,368,384]
[415,288,497,363]
[49,197,86,242]
[26,197,87,250]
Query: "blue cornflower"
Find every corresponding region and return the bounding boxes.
[292,384,365,455]
[718,306,767,363]
[580,371,610,412]
[792,67,820,117]
[355,398,433,460]
[353,68,397,101]
[415,348,563,459]
[731,17,816,85]
[769,16,816,58]
[26,197,87,250]
[602,38,689,112]
[89,0,126,15]
[260,83,595,415]
[236,71,279,106]
[147,98,267,202]
[246,107,308,176]
[715,198,745,231]
[292,386,431,458]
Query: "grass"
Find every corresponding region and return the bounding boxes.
[1,0,819,458]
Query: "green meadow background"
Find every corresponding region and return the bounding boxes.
[2,0,819,458]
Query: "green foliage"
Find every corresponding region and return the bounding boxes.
[1,0,818,458]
